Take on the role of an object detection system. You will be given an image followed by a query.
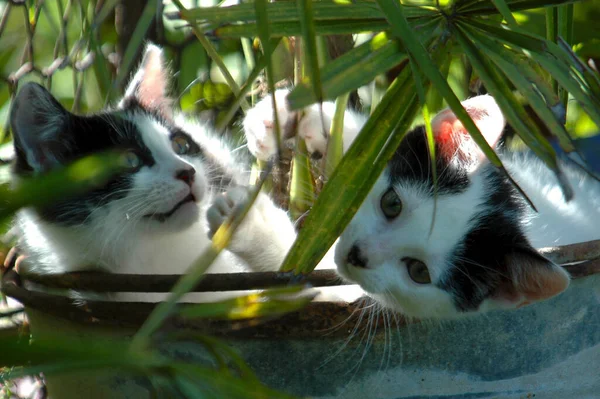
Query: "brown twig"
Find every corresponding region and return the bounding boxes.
[539,239,600,264]
[19,269,342,293]
[1,269,386,338]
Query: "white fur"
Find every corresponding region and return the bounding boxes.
[230,89,600,319]
[243,88,365,160]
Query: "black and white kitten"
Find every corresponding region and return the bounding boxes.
[10,44,248,282]
[211,89,600,319]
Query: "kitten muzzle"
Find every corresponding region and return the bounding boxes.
[347,244,368,268]
[144,193,196,222]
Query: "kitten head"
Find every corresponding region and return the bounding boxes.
[11,44,208,234]
[334,96,570,319]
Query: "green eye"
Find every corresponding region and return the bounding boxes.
[121,151,141,171]
[404,257,431,284]
[172,135,191,155]
[380,188,403,220]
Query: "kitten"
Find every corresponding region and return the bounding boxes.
[10,44,248,291]
[210,90,600,319]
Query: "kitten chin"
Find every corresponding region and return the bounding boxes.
[142,200,201,233]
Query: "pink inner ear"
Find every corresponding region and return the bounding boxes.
[494,251,570,309]
[431,95,506,165]
[434,117,467,160]
[137,48,168,111]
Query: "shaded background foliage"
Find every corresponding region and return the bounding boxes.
[1,0,598,141]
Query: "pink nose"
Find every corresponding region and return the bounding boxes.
[175,168,196,186]
[256,142,268,152]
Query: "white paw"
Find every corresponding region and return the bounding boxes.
[207,186,252,238]
[297,102,335,159]
[243,89,296,161]
[243,89,336,161]
[206,186,297,272]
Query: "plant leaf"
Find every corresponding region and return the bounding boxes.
[461,23,576,154]
[280,65,421,274]
[454,23,574,200]
[178,285,314,320]
[0,152,125,220]
[171,0,250,112]
[287,33,410,109]
[131,166,273,350]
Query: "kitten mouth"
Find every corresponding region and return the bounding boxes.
[145,194,196,222]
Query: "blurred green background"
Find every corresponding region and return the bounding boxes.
[1,0,598,143]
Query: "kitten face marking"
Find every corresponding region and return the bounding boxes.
[236,89,577,319]
[10,44,247,278]
[333,97,569,318]
[11,85,207,231]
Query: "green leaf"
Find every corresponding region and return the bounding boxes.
[178,285,314,320]
[171,0,250,112]
[376,1,506,172]
[0,152,126,220]
[296,0,324,105]
[490,0,519,27]
[170,1,432,26]
[131,168,273,350]
[289,140,315,220]
[171,1,437,38]
[408,57,439,235]
[288,33,411,109]
[213,20,392,38]
[325,92,350,178]
[468,20,600,129]
[454,23,574,200]
[458,0,582,15]
[281,66,421,274]
[110,0,158,102]
[254,0,283,158]
[461,24,575,154]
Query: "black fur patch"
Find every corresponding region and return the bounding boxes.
[15,112,155,225]
[387,126,470,195]
[438,166,528,311]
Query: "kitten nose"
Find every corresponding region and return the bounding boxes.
[347,244,368,269]
[175,167,196,186]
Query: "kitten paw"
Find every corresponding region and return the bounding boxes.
[207,186,250,238]
[243,89,296,161]
[243,89,332,161]
[207,186,297,272]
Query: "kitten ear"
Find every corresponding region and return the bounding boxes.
[121,43,172,119]
[494,247,570,309]
[431,95,506,168]
[10,82,71,172]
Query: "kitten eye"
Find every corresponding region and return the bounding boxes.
[172,135,191,155]
[120,151,141,171]
[403,257,431,284]
[380,188,403,220]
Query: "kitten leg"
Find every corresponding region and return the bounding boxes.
[207,187,297,272]
[297,101,367,158]
[243,89,368,161]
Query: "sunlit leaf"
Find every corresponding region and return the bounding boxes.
[131,168,272,349]
[461,24,576,154]
[288,33,411,109]
[325,93,350,178]
[178,285,314,320]
[0,152,125,220]
[281,66,422,274]
[110,0,158,102]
